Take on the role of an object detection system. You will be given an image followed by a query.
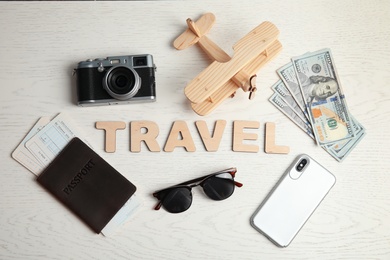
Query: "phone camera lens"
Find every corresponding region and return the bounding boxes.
[296,159,307,172]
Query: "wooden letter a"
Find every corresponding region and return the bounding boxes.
[164,121,196,152]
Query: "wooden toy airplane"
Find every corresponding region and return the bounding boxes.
[173,13,282,116]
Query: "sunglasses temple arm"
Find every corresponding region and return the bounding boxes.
[234,181,243,187]
[154,201,163,210]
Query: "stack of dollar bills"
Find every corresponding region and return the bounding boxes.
[269,49,365,162]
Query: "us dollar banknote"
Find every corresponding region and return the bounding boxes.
[292,49,355,145]
[323,117,366,161]
[271,80,308,122]
[270,49,365,162]
[277,62,307,114]
[269,92,314,139]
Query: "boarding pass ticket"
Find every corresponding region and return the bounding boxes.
[12,112,139,236]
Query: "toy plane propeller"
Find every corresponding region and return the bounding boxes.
[173,13,282,116]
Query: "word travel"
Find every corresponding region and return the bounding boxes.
[96,120,289,154]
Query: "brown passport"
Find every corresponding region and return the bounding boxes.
[37,137,136,233]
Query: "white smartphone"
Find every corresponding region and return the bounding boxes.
[250,154,336,247]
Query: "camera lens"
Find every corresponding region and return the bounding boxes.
[115,75,129,89]
[103,66,141,100]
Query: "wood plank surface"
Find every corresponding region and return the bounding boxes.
[1,1,390,259]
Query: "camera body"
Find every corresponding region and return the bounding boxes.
[76,54,156,106]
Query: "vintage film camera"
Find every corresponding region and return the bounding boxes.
[75,54,156,106]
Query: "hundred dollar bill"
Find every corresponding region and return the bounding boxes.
[327,116,361,152]
[271,80,309,122]
[292,49,355,145]
[324,116,365,161]
[277,62,307,114]
[270,87,365,161]
[330,130,365,161]
[324,130,365,161]
[269,92,314,139]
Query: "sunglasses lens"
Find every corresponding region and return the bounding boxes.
[162,187,192,213]
[202,173,235,200]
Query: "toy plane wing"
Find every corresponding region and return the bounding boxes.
[191,39,282,115]
[174,13,216,50]
[185,21,279,104]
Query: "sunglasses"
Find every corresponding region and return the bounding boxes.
[153,167,242,213]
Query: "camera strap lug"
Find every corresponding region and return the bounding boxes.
[98,62,105,72]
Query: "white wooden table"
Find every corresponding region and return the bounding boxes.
[1,1,389,259]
